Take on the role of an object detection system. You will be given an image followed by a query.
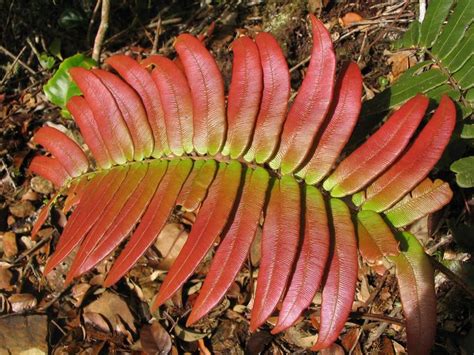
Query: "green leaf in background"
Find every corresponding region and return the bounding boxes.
[419,0,453,48]
[461,124,474,139]
[48,38,63,60]
[450,156,474,188]
[58,8,86,30]
[43,54,96,117]
[39,53,56,70]
[364,0,473,188]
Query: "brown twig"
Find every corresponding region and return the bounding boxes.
[87,0,103,45]
[0,45,36,75]
[151,17,162,55]
[429,256,474,299]
[350,311,405,327]
[92,0,111,63]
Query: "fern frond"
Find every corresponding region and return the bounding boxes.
[30,14,456,353]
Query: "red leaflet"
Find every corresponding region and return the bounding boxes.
[44,168,127,274]
[31,191,61,240]
[312,199,357,350]
[175,160,205,207]
[385,178,453,228]
[176,159,217,212]
[65,163,148,283]
[63,176,90,214]
[270,15,336,174]
[67,96,112,169]
[175,34,226,155]
[389,232,436,354]
[78,160,167,277]
[104,159,192,286]
[244,32,290,164]
[324,94,430,197]
[273,186,329,333]
[250,175,300,331]
[143,56,194,156]
[362,95,456,212]
[187,167,269,325]
[357,210,399,265]
[29,156,70,188]
[223,36,263,159]
[33,126,89,177]
[106,55,170,157]
[69,67,134,164]
[298,62,362,185]
[92,69,154,161]
[151,161,242,309]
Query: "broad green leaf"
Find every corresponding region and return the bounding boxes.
[363,68,447,116]
[394,20,420,49]
[450,156,474,188]
[426,84,461,103]
[43,54,96,117]
[58,8,86,30]
[431,0,474,60]
[48,38,63,60]
[453,56,474,90]
[461,124,474,139]
[39,53,55,70]
[442,26,474,73]
[389,232,436,354]
[419,0,453,48]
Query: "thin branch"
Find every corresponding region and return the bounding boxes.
[92,0,110,63]
[429,256,474,300]
[0,45,36,75]
[87,0,102,45]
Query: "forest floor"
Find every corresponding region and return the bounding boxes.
[0,0,473,354]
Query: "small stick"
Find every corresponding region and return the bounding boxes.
[151,17,162,55]
[0,45,36,75]
[92,0,111,63]
[429,256,474,299]
[87,0,102,45]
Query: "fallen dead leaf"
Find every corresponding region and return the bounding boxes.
[2,231,18,258]
[9,200,35,218]
[140,320,172,354]
[0,267,13,291]
[386,50,417,81]
[0,314,48,354]
[83,311,111,333]
[31,176,54,195]
[320,343,345,355]
[9,293,37,313]
[154,223,188,271]
[71,283,91,307]
[84,290,136,333]
[339,12,364,27]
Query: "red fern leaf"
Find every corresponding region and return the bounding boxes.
[187,167,269,325]
[312,198,357,350]
[104,159,192,286]
[223,36,263,159]
[270,15,336,174]
[29,156,70,188]
[250,175,300,331]
[106,55,171,157]
[175,34,226,155]
[244,32,290,164]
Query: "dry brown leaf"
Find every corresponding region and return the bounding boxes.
[2,231,18,258]
[9,200,35,218]
[387,50,417,81]
[9,293,37,313]
[83,311,111,333]
[339,12,364,27]
[84,290,136,333]
[140,320,172,355]
[30,176,54,194]
[320,343,345,355]
[341,328,360,352]
[154,223,188,271]
[0,267,13,291]
[71,283,91,307]
[0,314,48,354]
